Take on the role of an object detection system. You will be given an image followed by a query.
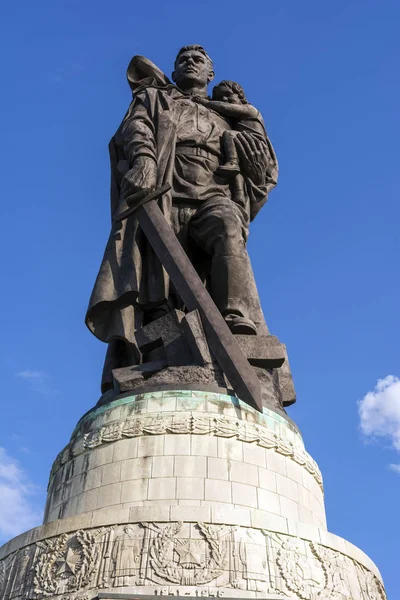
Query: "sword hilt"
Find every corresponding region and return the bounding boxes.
[113,183,172,223]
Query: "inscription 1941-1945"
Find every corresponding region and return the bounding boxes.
[0,522,386,600]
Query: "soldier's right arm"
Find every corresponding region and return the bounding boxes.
[120,91,157,201]
[121,90,157,166]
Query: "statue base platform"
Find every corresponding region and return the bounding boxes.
[0,390,386,600]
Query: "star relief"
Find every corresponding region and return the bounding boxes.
[55,547,81,576]
[174,539,204,567]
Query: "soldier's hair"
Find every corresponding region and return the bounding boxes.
[212,80,249,105]
[175,45,213,70]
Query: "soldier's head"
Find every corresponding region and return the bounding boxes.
[172,45,214,93]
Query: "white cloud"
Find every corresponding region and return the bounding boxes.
[16,370,57,394]
[358,375,400,452]
[0,448,42,541]
[389,464,400,474]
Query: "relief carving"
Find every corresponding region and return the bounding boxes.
[356,564,387,600]
[236,529,271,593]
[10,547,33,598]
[111,525,143,587]
[0,552,17,600]
[51,412,323,492]
[311,542,350,598]
[143,522,228,586]
[0,524,387,600]
[0,560,4,594]
[34,530,100,597]
[275,535,325,599]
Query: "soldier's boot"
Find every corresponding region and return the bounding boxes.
[101,339,140,393]
[210,255,257,336]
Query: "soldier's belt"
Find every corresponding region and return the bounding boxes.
[175,146,220,164]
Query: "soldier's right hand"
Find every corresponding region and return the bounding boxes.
[121,156,157,205]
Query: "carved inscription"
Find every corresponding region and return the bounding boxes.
[0,524,387,600]
[153,588,224,596]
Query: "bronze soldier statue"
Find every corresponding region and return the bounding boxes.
[85,45,278,393]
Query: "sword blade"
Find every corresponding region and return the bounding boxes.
[135,195,263,412]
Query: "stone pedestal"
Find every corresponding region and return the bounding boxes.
[0,390,386,600]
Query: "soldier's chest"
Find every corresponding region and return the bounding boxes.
[174,98,228,139]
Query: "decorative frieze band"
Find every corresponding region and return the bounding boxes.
[0,522,386,600]
[49,412,323,491]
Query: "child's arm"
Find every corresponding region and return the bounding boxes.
[193,96,259,120]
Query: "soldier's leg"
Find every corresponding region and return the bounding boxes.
[190,196,257,335]
[140,204,198,324]
[101,339,140,393]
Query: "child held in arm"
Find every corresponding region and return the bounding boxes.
[193,80,266,179]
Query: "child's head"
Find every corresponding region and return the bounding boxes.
[212,80,248,104]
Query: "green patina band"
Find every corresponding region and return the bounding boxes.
[74,389,300,440]
[48,389,322,492]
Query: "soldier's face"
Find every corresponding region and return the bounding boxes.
[173,50,213,89]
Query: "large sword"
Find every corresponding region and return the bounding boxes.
[114,183,263,412]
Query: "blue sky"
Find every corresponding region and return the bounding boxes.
[0,0,399,595]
